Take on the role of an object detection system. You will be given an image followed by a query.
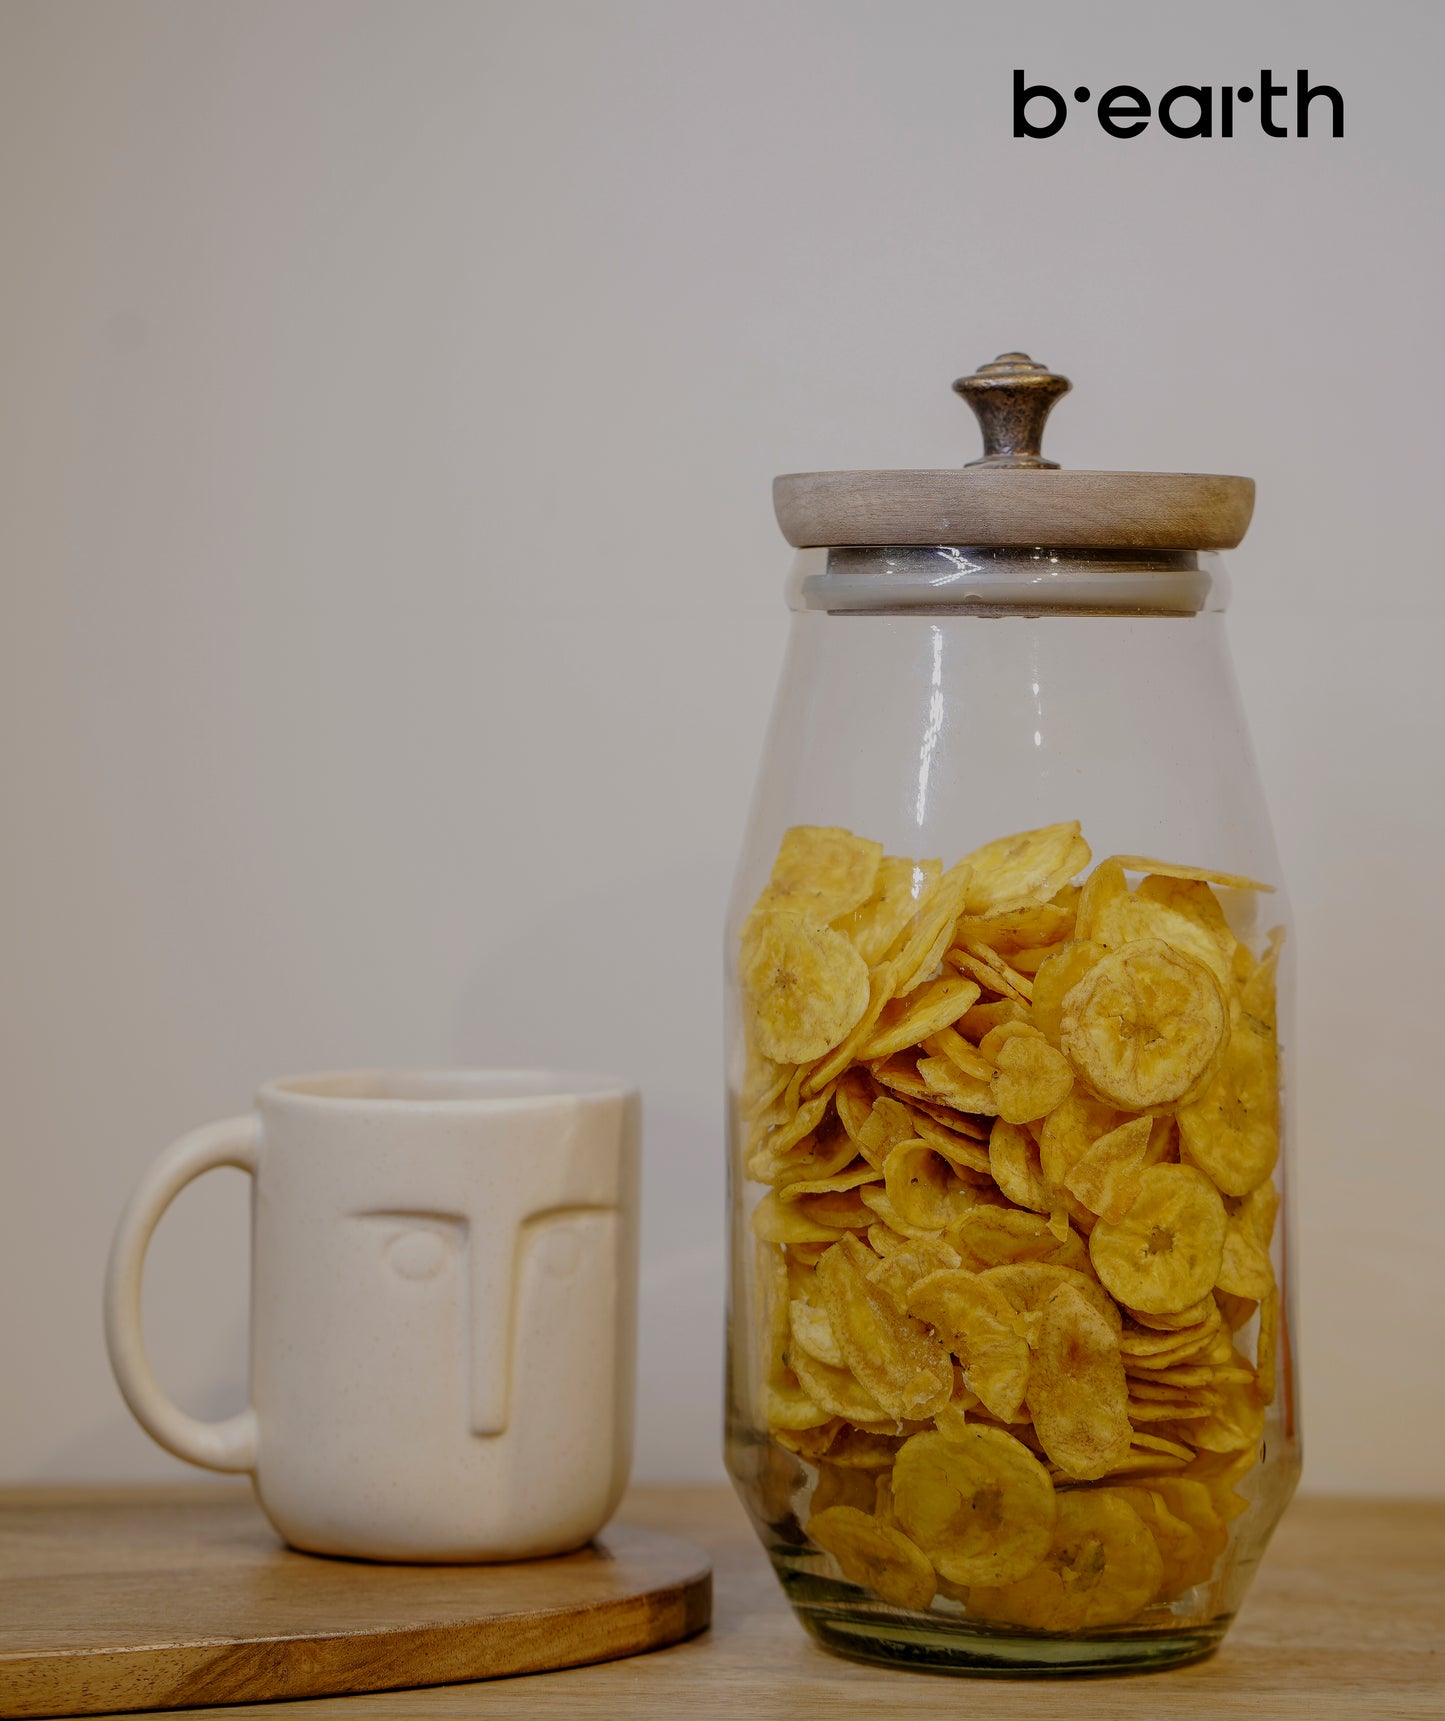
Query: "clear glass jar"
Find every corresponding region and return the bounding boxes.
[724,542,1297,1675]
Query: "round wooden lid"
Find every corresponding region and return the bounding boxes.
[773,353,1254,551]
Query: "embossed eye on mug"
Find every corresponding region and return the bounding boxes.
[104,1070,640,1562]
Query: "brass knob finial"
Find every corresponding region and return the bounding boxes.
[953,352,1071,470]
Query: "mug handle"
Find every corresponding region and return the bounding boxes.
[103,1116,261,1473]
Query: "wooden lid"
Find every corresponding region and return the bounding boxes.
[774,353,1254,550]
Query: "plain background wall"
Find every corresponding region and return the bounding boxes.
[2,0,1442,1492]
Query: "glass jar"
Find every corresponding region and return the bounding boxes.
[724,356,1297,1676]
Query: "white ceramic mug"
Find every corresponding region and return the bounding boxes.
[104,1069,640,1562]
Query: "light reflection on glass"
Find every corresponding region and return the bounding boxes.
[914,624,945,825]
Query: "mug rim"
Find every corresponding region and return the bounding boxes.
[260,1068,635,1111]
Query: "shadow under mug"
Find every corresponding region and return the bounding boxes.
[104,1069,640,1562]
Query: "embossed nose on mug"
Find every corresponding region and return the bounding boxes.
[104,1071,640,1562]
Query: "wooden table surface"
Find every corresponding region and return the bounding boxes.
[6,1485,1444,1719]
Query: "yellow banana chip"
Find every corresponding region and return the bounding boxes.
[990,1034,1075,1124]
[889,861,975,993]
[762,825,884,923]
[1110,1484,1204,1600]
[1178,1014,1279,1196]
[1028,1282,1132,1480]
[907,1269,1032,1424]
[841,855,942,965]
[1137,1476,1227,1588]
[892,1425,1057,1586]
[790,1293,844,1370]
[802,962,898,1096]
[1029,940,1106,1048]
[810,1463,879,1516]
[742,910,871,1062]
[1060,938,1228,1111]
[924,1025,997,1082]
[855,1094,923,1168]
[752,1189,849,1245]
[1037,1090,1128,1188]
[1064,1115,1155,1224]
[1256,1286,1279,1406]
[817,1235,954,1422]
[867,1236,964,1315]
[911,1110,993,1174]
[918,1055,1001,1115]
[1089,1165,1228,1315]
[1085,871,1237,989]
[961,822,1091,914]
[955,901,1074,954]
[833,1069,877,1142]
[807,1504,937,1609]
[988,1118,1055,1214]
[884,1139,976,1231]
[789,1343,888,1423]
[791,1187,875,1230]
[969,1489,1162,1631]
[863,976,983,1060]
[981,1262,1121,1333]
[1215,1203,1275,1301]
[776,1160,880,1202]
[1240,928,1283,1028]
[956,1207,1092,1275]
[1109,855,1274,894]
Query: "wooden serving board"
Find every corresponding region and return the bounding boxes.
[0,1486,711,1718]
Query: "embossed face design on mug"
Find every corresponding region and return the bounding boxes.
[105,1071,640,1562]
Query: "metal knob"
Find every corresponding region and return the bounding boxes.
[953,352,1071,470]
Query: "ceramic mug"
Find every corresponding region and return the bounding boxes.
[104,1069,640,1562]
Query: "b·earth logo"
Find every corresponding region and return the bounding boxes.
[1014,70,1344,139]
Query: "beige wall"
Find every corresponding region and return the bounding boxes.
[2,0,1441,1491]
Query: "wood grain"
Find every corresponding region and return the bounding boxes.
[0,1487,710,1717]
[773,469,1255,550]
[3,1486,1442,1718]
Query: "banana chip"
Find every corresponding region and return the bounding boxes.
[808,1504,938,1609]
[924,1025,997,1082]
[884,1139,976,1231]
[1061,938,1228,1111]
[1030,941,1106,1045]
[810,1463,879,1516]
[961,822,1091,914]
[955,1207,1092,1275]
[817,1235,954,1421]
[762,825,884,923]
[1086,871,1237,989]
[842,855,942,965]
[907,1269,1032,1424]
[1110,1485,1205,1600]
[918,1055,1001,1116]
[867,1236,963,1315]
[988,1118,1056,1214]
[863,977,983,1061]
[1089,1165,1228,1315]
[1178,1014,1279,1197]
[1028,1282,1132,1480]
[1064,1115,1155,1224]
[1109,855,1274,894]
[969,1490,1163,1631]
[892,1425,1057,1586]
[991,1034,1074,1124]
[742,911,871,1062]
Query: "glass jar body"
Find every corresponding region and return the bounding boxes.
[724,551,1298,1675]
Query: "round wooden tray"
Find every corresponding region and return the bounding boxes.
[0,1487,711,1718]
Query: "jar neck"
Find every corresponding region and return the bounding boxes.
[788,546,1224,617]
